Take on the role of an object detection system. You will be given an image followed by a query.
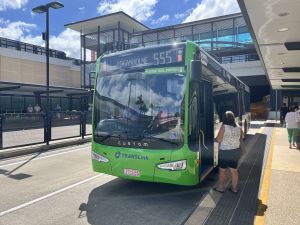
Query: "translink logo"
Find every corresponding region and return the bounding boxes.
[114,151,148,160]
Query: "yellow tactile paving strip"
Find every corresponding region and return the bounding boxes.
[255,127,300,225]
[255,128,276,225]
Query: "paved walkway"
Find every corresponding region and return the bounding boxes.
[257,127,300,225]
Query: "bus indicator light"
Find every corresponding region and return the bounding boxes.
[92,151,109,162]
[177,54,182,62]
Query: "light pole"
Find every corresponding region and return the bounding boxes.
[32,1,64,145]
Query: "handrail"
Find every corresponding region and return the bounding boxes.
[0,37,81,65]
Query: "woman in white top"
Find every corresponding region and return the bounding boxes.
[285,106,298,148]
[214,111,244,193]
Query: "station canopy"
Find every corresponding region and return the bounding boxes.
[238,0,300,90]
[0,81,89,97]
[65,11,149,35]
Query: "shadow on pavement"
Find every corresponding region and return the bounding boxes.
[6,152,41,175]
[81,173,218,225]
[0,153,39,180]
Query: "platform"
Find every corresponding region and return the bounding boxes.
[186,121,300,225]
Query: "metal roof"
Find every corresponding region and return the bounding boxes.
[132,13,244,36]
[0,81,89,97]
[65,11,149,35]
[238,0,300,90]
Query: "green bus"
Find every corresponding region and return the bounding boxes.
[91,41,250,186]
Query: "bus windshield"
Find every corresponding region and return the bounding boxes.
[94,70,186,149]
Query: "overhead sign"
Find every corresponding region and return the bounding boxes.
[101,45,185,73]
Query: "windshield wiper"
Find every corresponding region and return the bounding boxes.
[146,136,180,147]
[95,132,119,142]
[126,133,144,140]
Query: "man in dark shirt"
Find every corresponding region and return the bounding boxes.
[280,103,288,124]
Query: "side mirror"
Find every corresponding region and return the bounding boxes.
[190,60,202,82]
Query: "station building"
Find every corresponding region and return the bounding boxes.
[65,11,299,118]
[0,37,89,113]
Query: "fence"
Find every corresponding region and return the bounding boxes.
[0,111,92,150]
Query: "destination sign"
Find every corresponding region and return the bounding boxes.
[101,45,185,72]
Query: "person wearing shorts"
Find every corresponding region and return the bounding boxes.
[285,106,298,149]
[214,111,244,193]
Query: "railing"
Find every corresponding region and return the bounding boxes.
[0,37,81,65]
[0,111,92,150]
[0,37,66,59]
[216,54,260,64]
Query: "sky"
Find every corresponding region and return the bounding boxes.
[0,0,241,59]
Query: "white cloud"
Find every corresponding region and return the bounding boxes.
[0,0,28,11]
[0,20,36,40]
[174,8,192,20]
[97,0,158,22]
[48,29,80,59]
[0,19,81,59]
[183,0,240,23]
[0,18,10,25]
[20,35,44,46]
[79,6,85,11]
[151,14,169,25]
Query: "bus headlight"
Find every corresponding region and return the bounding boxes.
[91,151,109,163]
[157,160,187,171]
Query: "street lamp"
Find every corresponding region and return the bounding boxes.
[32,1,64,145]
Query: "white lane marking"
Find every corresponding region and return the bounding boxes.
[0,174,104,217]
[0,145,91,168]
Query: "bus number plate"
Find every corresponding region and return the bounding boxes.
[123,168,140,177]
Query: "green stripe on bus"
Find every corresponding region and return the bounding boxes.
[144,67,185,74]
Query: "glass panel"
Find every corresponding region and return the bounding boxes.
[61,98,69,111]
[72,98,80,111]
[2,113,45,148]
[51,98,61,111]
[11,96,24,113]
[0,96,11,113]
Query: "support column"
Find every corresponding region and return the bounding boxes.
[232,18,236,48]
[211,22,214,50]
[118,21,121,50]
[113,29,116,50]
[83,35,86,89]
[97,26,101,58]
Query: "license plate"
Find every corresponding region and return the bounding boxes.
[123,168,140,177]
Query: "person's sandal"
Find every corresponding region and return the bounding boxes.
[213,187,224,193]
[230,188,238,194]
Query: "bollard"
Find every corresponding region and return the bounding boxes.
[81,112,86,139]
[43,113,47,144]
[48,112,52,142]
[0,115,3,149]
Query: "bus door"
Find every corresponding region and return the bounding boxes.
[198,80,214,171]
